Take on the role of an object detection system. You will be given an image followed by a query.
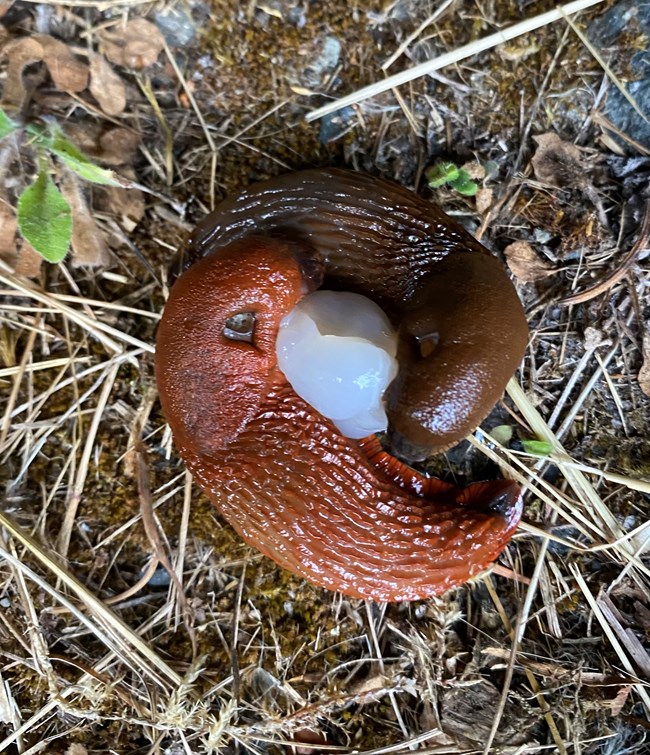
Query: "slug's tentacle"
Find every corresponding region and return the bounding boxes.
[156,169,528,601]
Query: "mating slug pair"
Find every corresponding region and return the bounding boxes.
[155,169,528,601]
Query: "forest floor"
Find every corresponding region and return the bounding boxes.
[0,0,649,753]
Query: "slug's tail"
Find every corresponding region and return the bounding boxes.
[359,434,523,529]
[457,479,523,527]
[182,387,523,603]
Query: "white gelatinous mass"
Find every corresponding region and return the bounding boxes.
[276,290,399,438]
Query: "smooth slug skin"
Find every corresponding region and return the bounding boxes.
[156,169,528,601]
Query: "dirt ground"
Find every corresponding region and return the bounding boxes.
[0,0,649,753]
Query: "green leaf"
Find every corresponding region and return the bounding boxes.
[450,170,478,196]
[521,439,554,456]
[453,180,478,196]
[17,168,72,263]
[427,161,460,188]
[0,108,18,141]
[49,128,122,186]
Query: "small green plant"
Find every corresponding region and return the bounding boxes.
[1,107,125,263]
[426,160,478,197]
[521,438,554,456]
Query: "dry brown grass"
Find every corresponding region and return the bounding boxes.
[0,0,648,753]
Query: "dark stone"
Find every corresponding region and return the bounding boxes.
[588,1,650,146]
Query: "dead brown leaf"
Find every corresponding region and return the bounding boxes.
[504,240,554,283]
[89,53,127,116]
[476,187,493,214]
[1,37,44,109]
[99,127,140,166]
[36,34,89,93]
[461,161,486,181]
[0,200,17,267]
[531,132,586,189]
[638,330,650,397]
[101,185,145,233]
[14,241,43,278]
[100,18,165,69]
[96,166,144,232]
[61,172,111,267]
[60,124,139,167]
[609,684,633,717]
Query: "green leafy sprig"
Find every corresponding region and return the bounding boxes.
[426,160,478,197]
[1,108,124,263]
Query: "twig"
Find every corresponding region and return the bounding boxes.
[306,0,606,122]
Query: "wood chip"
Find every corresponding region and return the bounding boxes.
[504,240,554,283]
[89,53,126,116]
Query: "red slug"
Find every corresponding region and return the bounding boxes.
[155,169,528,601]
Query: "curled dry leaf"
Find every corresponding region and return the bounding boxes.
[100,18,165,69]
[89,53,127,116]
[531,133,586,189]
[61,172,111,267]
[35,34,89,93]
[461,161,486,181]
[1,37,44,109]
[638,329,650,397]
[504,240,554,283]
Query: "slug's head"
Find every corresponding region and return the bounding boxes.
[384,252,529,457]
[273,251,528,459]
[155,236,314,457]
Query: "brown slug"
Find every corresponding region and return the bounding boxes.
[155,168,528,601]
